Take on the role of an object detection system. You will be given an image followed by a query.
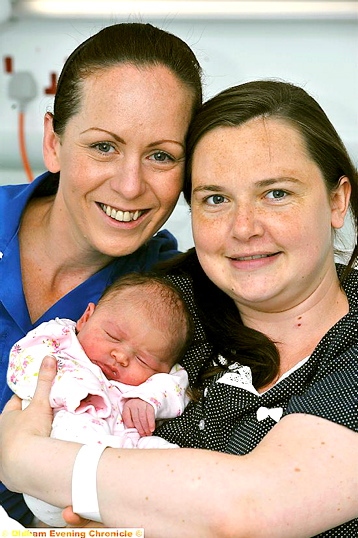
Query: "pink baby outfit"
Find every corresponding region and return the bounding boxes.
[8,318,189,446]
[7,318,189,527]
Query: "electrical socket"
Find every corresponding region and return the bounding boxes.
[8,71,37,110]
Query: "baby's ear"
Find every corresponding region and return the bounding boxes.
[76,302,96,331]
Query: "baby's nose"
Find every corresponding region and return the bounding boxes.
[112,349,130,367]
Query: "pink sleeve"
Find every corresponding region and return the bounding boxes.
[119,364,189,419]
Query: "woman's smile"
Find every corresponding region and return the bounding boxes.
[228,251,281,270]
[99,203,145,223]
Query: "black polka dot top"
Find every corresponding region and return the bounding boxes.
[157,265,358,537]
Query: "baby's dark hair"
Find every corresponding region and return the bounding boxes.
[98,272,194,365]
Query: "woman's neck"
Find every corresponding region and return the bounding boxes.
[25,196,114,267]
[238,273,349,378]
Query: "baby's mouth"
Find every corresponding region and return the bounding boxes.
[100,203,144,222]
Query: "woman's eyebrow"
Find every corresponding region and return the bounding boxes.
[147,139,185,149]
[255,177,302,188]
[193,178,302,194]
[80,127,125,143]
[192,184,223,194]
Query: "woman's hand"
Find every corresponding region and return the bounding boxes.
[0,355,56,491]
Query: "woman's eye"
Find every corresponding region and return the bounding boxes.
[149,151,174,163]
[91,142,115,154]
[266,189,287,200]
[205,194,227,205]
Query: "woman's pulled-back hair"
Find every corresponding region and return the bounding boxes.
[185,79,358,274]
[53,22,203,136]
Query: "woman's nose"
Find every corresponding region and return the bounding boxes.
[110,157,146,200]
[231,205,265,241]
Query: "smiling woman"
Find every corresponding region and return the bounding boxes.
[171,79,357,390]
[0,21,202,525]
[47,62,192,260]
[190,116,348,317]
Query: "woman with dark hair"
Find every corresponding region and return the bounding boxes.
[0,22,202,525]
[1,80,357,537]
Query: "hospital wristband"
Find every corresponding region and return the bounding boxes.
[72,443,108,522]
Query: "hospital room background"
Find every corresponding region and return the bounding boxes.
[0,0,357,255]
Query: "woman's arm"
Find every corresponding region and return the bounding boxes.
[96,414,357,537]
[0,357,357,537]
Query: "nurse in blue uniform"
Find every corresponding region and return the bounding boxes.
[0,21,202,524]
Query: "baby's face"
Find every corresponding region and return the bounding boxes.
[76,289,174,385]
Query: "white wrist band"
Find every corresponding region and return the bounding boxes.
[72,443,108,522]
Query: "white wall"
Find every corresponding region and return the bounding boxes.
[0,14,357,250]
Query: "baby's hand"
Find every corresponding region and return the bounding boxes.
[122,398,155,437]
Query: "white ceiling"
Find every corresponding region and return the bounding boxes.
[8,0,358,20]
